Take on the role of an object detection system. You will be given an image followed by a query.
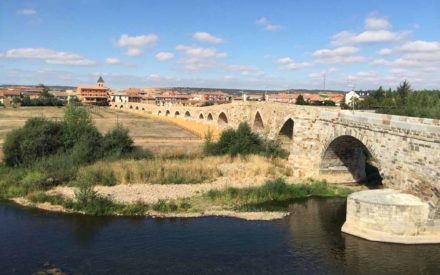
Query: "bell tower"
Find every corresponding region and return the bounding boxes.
[97,76,104,87]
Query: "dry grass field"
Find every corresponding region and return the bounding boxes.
[0,106,203,160]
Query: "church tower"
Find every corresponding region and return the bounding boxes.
[97,76,104,87]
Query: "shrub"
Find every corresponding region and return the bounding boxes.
[3,118,64,167]
[101,125,134,158]
[153,200,178,212]
[204,122,288,158]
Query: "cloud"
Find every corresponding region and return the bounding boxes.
[365,15,391,30]
[256,17,282,31]
[373,40,440,68]
[331,14,408,45]
[225,64,256,75]
[312,46,365,64]
[176,45,227,71]
[277,57,313,70]
[193,32,224,44]
[155,52,174,61]
[16,9,36,15]
[1,48,95,65]
[105,58,120,65]
[116,34,158,56]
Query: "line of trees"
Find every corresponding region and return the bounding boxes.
[352,81,440,119]
[295,94,336,106]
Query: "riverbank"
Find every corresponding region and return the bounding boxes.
[12,175,356,220]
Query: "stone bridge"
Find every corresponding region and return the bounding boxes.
[112,101,440,199]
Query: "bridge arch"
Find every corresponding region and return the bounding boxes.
[142,107,145,111]
[165,110,170,116]
[174,111,180,117]
[320,135,382,185]
[129,105,133,109]
[135,106,139,110]
[218,112,228,125]
[207,113,213,121]
[278,118,294,140]
[119,105,123,109]
[158,110,162,115]
[185,111,191,117]
[253,111,264,130]
[199,113,204,119]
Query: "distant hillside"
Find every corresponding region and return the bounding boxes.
[157,87,345,95]
[0,84,76,90]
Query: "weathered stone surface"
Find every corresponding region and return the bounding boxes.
[342,189,440,244]
[112,101,440,199]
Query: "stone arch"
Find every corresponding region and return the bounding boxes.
[253,111,264,130]
[185,111,191,117]
[135,106,139,110]
[320,135,382,185]
[218,112,228,125]
[199,113,204,119]
[174,111,180,117]
[158,110,162,115]
[165,110,170,116]
[142,107,145,111]
[119,105,123,109]
[207,113,213,121]
[129,105,133,109]
[278,118,294,140]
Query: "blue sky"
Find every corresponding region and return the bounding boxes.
[1,0,439,90]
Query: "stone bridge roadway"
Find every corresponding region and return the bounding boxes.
[112,101,440,200]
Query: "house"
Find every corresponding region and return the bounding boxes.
[76,76,110,105]
[0,90,21,106]
[111,92,129,103]
[345,90,360,105]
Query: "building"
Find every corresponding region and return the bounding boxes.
[76,76,110,105]
[345,91,360,105]
[0,89,21,106]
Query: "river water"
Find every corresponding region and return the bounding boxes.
[1,198,439,274]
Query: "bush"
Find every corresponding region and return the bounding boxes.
[3,118,64,167]
[204,122,288,158]
[101,125,134,158]
[153,200,178,212]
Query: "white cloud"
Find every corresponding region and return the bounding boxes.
[176,45,227,72]
[365,15,391,30]
[1,48,95,65]
[193,32,224,44]
[105,58,120,65]
[116,34,158,56]
[331,14,408,46]
[256,17,282,31]
[16,9,36,15]
[155,52,174,61]
[225,64,256,75]
[277,57,312,70]
[378,48,392,56]
[312,46,365,64]
[374,40,440,68]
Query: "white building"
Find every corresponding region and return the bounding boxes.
[345,91,360,105]
[111,92,129,103]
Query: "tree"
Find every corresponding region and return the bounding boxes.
[397,80,411,105]
[373,86,385,101]
[296,94,306,105]
[63,105,96,148]
[3,118,64,166]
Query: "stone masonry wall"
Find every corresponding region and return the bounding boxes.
[112,101,440,199]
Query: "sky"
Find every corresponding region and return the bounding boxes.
[1,0,439,90]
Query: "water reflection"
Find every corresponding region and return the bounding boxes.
[1,199,440,274]
[285,197,440,275]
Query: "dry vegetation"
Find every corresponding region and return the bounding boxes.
[77,155,292,186]
[0,106,203,160]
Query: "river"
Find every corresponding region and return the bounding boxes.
[1,198,439,274]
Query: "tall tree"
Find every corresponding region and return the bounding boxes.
[397,80,411,105]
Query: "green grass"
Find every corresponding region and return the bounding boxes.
[202,178,352,211]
